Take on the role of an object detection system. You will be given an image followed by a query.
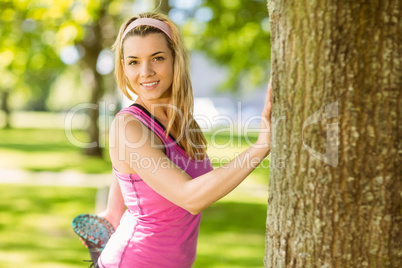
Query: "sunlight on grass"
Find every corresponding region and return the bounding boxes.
[0,128,111,173]
[0,185,97,268]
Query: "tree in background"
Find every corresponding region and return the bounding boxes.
[1,0,270,155]
[0,0,170,155]
[265,0,401,267]
[182,0,270,92]
[0,1,64,128]
[75,0,170,156]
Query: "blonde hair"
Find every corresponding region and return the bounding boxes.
[113,13,207,160]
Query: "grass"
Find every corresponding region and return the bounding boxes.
[0,127,269,267]
[0,128,112,173]
[196,201,267,267]
[0,185,97,267]
[0,185,267,268]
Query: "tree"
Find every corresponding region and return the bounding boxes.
[265,0,401,267]
[181,0,270,92]
[0,1,65,128]
[76,1,115,156]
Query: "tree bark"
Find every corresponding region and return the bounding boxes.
[265,0,401,267]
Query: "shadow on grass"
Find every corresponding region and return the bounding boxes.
[194,201,267,267]
[201,202,267,234]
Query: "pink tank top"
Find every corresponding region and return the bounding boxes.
[98,104,213,268]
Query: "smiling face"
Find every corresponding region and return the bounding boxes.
[122,33,174,103]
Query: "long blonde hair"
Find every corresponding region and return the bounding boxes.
[113,13,207,160]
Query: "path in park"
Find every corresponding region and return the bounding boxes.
[0,169,112,212]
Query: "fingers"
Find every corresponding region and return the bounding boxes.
[262,78,272,120]
[256,78,273,147]
[266,77,272,107]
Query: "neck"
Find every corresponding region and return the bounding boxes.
[136,97,172,123]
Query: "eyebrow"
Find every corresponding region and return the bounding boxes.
[126,51,165,59]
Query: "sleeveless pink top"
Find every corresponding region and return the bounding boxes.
[98,104,213,268]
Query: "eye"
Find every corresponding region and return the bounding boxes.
[153,56,165,62]
[128,60,139,65]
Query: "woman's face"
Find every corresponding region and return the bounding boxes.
[122,33,174,102]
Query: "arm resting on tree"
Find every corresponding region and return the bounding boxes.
[109,81,272,215]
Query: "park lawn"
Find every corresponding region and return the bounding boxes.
[0,127,269,267]
[0,185,97,268]
[0,128,112,173]
[0,184,267,268]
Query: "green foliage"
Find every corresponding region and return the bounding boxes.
[0,0,130,112]
[0,1,66,111]
[184,0,271,92]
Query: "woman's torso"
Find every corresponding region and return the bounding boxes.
[98,104,213,268]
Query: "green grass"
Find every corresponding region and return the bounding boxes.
[0,128,112,173]
[0,127,269,267]
[0,185,266,268]
[196,201,267,267]
[0,185,97,267]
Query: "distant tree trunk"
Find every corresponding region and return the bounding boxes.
[0,90,11,129]
[265,0,401,267]
[80,4,108,157]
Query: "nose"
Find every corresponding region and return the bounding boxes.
[140,62,155,77]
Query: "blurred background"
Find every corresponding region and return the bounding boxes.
[0,0,271,267]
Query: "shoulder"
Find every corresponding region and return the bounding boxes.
[109,112,165,152]
[110,113,148,142]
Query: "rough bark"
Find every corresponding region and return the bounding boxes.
[265,0,401,267]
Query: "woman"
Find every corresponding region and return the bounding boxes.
[89,12,271,267]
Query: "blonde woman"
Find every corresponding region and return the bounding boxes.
[76,12,272,267]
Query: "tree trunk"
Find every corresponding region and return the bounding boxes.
[1,90,11,129]
[80,4,108,157]
[265,0,401,267]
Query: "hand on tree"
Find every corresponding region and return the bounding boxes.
[256,77,272,154]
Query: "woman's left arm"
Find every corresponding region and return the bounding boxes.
[97,172,125,229]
